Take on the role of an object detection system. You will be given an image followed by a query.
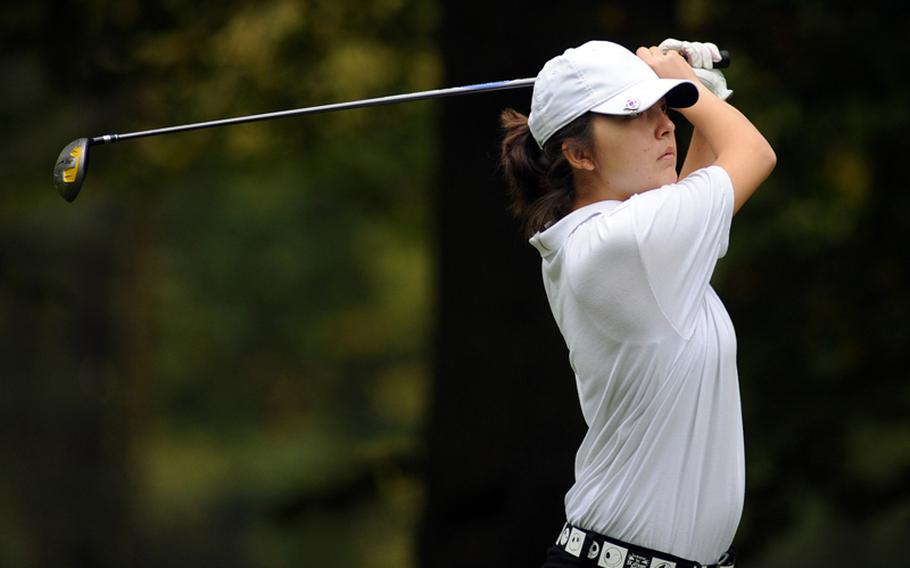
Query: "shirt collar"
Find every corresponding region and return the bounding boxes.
[529,199,623,257]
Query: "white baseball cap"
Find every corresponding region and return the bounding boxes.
[527,40,699,148]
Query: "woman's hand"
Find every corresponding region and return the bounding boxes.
[635,46,699,83]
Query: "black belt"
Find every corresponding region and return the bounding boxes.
[555,522,736,568]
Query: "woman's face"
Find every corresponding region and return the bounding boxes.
[587,100,679,200]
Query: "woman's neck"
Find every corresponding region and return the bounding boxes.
[572,172,626,210]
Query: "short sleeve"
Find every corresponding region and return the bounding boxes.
[563,204,680,343]
[630,166,734,338]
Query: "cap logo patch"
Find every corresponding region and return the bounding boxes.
[624,99,640,111]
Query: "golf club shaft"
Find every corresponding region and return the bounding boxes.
[87,48,729,145]
[90,78,537,145]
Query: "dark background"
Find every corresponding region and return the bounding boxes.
[2,1,907,566]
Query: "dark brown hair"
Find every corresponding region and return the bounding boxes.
[499,109,596,237]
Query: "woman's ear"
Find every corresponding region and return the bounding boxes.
[562,141,595,171]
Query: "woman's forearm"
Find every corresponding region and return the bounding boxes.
[678,82,776,213]
[679,126,717,180]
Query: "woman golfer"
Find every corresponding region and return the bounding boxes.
[500,40,775,568]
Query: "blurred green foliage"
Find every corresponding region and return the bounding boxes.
[699,4,910,564]
[2,0,436,566]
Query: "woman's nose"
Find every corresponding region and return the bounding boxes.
[657,111,675,137]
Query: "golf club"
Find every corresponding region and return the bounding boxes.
[51,78,537,203]
[53,50,729,203]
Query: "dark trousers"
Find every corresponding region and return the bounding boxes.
[540,546,588,568]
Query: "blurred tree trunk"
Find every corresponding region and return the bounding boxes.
[421,2,674,566]
[1,205,134,567]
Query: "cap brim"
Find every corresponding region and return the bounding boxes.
[589,78,699,116]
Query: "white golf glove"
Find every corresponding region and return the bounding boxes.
[692,67,732,101]
[659,38,733,100]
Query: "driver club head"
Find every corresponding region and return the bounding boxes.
[53,138,90,202]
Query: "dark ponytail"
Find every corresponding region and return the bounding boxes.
[499,108,595,238]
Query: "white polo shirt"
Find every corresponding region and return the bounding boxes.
[529,166,743,564]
